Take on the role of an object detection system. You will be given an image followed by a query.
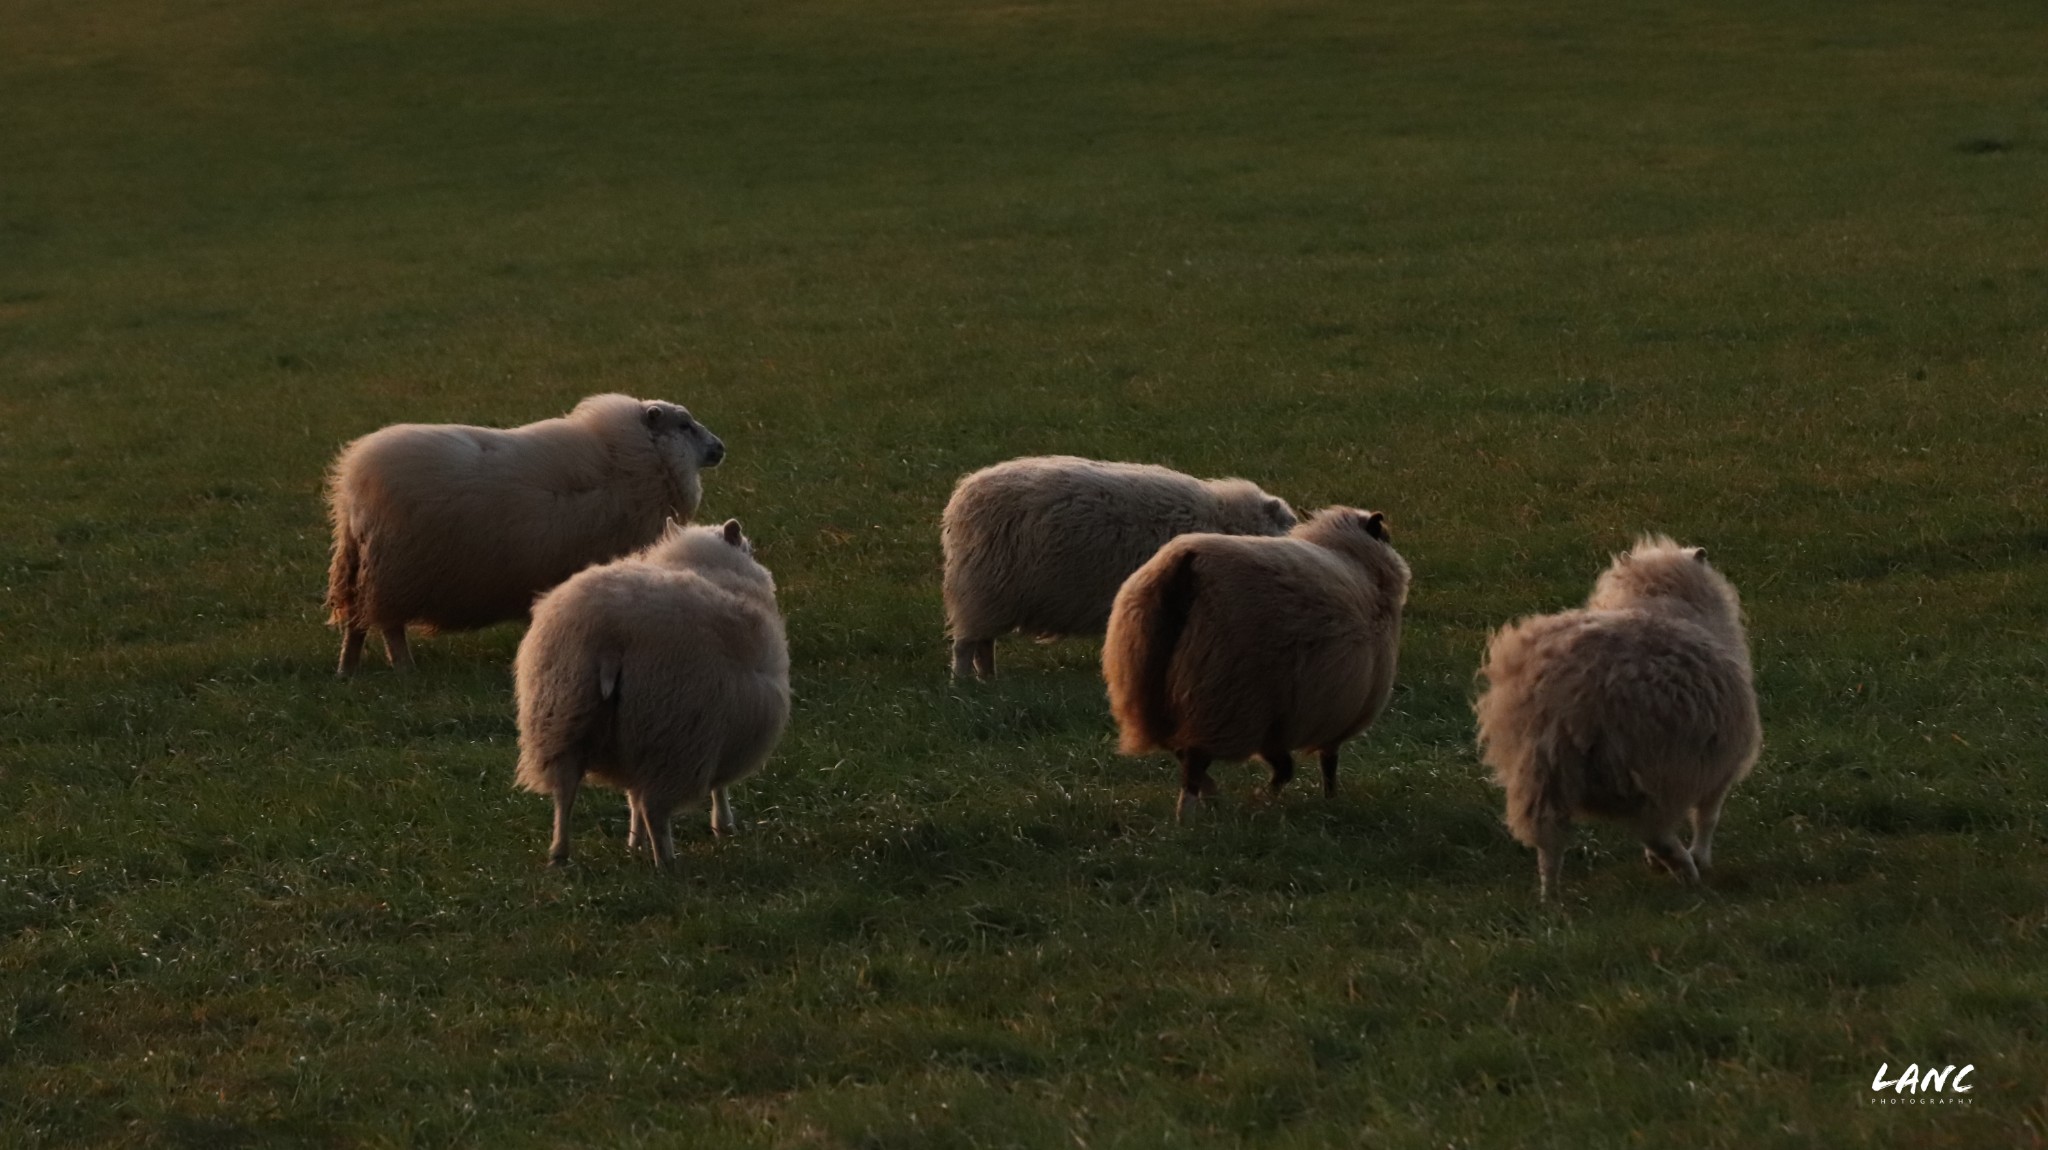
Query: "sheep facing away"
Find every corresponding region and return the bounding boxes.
[942,456,1297,678]
[325,393,724,675]
[1104,507,1410,819]
[1474,537,1760,899]
[514,519,790,866]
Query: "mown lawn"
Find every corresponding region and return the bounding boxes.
[3,0,2044,1145]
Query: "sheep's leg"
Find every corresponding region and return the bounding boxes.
[626,793,647,851]
[1535,819,1568,901]
[947,637,994,679]
[1643,831,1699,885]
[1319,748,1340,798]
[645,800,678,867]
[636,805,660,856]
[1689,783,1734,872]
[1175,750,1216,822]
[381,625,414,672]
[1262,749,1295,797]
[710,787,738,837]
[337,627,367,677]
[950,638,997,679]
[548,779,580,867]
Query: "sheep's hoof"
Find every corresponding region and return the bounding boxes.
[712,823,738,839]
[548,854,572,869]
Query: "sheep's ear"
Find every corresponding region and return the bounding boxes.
[721,518,744,547]
[1363,511,1387,541]
[664,515,681,533]
[1692,546,1709,564]
[1265,497,1291,522]
[643,404,664,427]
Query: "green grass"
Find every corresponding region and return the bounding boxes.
[4,0,2046,1145]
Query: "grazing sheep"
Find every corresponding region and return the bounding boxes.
[942,456,1297,678]
[1104,507,1410,819]
[514,518,789,867]
[325,394,724,675]
[1474,537,1760,900]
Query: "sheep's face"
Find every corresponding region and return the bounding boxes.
[1214,480,1298,536]
[643,402,726,472]
[1261,495,1299,533]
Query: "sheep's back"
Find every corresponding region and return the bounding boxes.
[945,459,1235,635]
[1162,536,1393,756]
[1481,609,1757,783]
[336,419,663,628]
[563,566,790,794]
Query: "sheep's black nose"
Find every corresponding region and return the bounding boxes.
[704,439,726,467]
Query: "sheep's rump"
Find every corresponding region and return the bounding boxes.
[942,457,1281,640]
[1107,534,1398,760]
[328,412,675,632]
[515,565,789,805]
[1476,609,1758,845]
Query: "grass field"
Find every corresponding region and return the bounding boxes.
[4,0,2046,1145]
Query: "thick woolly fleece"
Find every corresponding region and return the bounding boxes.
[942,456,1295,676]
[1475,537,1760,897]
[1104,507,1409,786]
[514,520,789,865]
[325,394,723,669]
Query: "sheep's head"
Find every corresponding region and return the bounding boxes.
[643,401,725,471]
[1588,536,1743,636]
[1297,506,1409,603]
[1261,495,1299,533]
[1212,479,1298,536]
[720,517,753,555]
[1299,505,1391,546]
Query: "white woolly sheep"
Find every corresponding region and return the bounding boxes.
[1103,507,1409,819]
[1474,537,1760,899]
[514,518,789,866]
[325,393,724,675]
[942,455,1296,678]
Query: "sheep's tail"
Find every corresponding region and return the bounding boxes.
[1107,549,1198,755]
[514,640,619,796]
[325,515,361,629]
[1474,622,1572,848]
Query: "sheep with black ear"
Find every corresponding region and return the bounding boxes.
[514,518,789,867]
[1103,507,1409,819]
[1474,537,1760,900]
[942,456,1297,678]
[325,394,724,674]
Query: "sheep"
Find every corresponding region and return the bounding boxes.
[1103,507,1410,820]
[513,518,789,867]
[942,456,1297,678]
[325,393,724,675]
[1474,537,1760,900]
